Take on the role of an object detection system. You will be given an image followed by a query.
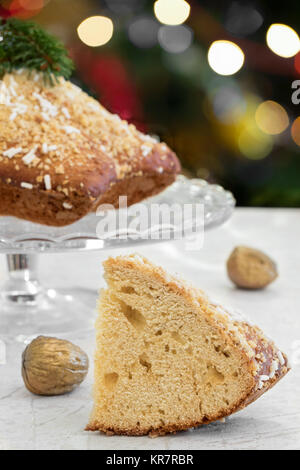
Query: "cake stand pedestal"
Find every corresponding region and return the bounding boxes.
[0,253,97,342]
[0,176,235,341]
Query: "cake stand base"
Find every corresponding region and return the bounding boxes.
[0,254,97,342]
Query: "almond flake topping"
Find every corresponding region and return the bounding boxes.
[44,174,52,190]
[41,112,50,121]
[260,375,269,382]
[22,146,37,165]
[277,350,285,366]
[269,360,279,379]
[42,143,58,154]
[62,107,71,119]
[141,144,152,157]
[33,92,58,118]
[63,125,80,135]
[21,182,33,189]
[3,147,23,158]
[9,103,27,121]
[87,101,101,112]
[0,81,11,105]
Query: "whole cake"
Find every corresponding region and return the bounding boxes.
[0,71,180,226]
[87,254,290,436]
[0,19,180,227]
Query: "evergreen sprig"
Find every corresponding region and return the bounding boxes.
[0,17,74,85]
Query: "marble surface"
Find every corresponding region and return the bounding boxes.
[0,208,299,450]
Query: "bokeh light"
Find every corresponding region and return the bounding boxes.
[77,16,114,47]
[255,101,289,135]
[208,40,244,76]
[211,86,246,124]
[266,23,300,58]
[154,0,190,26]
[238,124,273,160]
[6,0,47,17]
[291,117,300,146]
[225,3,263,36]
[128,16,159,49]
[158,25,193,54]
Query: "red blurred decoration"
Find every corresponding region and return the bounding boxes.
[294,52,300,75]
[19,0,44,11]
[74,48,146,132]
[0,0,42,19]
[0,6,11,18]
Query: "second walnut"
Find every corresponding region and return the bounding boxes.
[227,246,278,289]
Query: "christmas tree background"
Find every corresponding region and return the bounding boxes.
[1,0,300,207]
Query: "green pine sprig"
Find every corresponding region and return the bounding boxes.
[0,17,74,85]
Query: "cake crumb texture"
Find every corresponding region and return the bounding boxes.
[87,254,290,436]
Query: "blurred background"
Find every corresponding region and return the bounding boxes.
[1,0,300,207]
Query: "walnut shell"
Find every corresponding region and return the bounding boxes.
[22,336,89,396]
[227,246,278,289]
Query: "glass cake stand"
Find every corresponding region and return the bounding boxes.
[0,176,235,341]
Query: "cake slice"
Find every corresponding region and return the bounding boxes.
[87,254,290,436]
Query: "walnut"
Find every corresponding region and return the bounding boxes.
[227,246,278,289]
[22,336,89,396]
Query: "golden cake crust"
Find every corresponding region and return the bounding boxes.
[0,72,180,226]
[86,255,290,437]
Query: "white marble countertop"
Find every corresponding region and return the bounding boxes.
[0,208,299,450]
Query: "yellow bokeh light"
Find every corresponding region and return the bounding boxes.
[207,40,244,76]
[77,16,113,47]
[291,117,300,146]
[238,124,273,160]
[266,23,300,58]
[154,0,190,26]
[255,100,289,135]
